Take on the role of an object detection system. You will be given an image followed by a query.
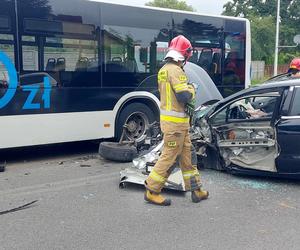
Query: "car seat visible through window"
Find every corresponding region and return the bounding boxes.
[46,58,56,71]
[56,57,66,71]
[75,57,89,71]
[197,49,212,73]
[189,49,199,64]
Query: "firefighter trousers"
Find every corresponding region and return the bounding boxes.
[145,129,202,193]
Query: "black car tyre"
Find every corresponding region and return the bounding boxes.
[99,141,137,162]
[0,164,5,172]
[197,146,224,171]
[116,103,156,143]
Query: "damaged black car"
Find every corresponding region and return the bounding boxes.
[98,62,300,189]
[118,78,300,190]
[193,78,300,178]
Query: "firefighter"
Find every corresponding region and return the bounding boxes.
[144,35,209,206]
[288,58,300,77]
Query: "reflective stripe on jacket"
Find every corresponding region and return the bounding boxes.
[158,62,194,126]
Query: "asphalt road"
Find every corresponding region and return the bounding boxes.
[1,142,300,250]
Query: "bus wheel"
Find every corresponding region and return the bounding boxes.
[116,103,156,143]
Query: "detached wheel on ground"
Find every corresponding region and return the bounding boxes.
[0,164,5,172]
[116,102,157,143]
[99,141,137,162]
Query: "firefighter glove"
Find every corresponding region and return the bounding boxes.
[185,99,195,117]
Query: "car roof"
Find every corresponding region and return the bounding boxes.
[216,78,300,107]
[254,78,300,90]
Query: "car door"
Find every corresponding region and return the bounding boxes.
[208,91,282,172]
[276,86,300,173]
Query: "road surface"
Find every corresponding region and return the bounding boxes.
[1,142,300,250]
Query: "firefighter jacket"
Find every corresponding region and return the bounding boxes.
[158,61,195,132]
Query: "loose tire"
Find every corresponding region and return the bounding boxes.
[0,164,5,172]
[99,141,137,162]
[116,102,157,143]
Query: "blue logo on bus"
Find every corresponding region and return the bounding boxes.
[0,51,51,110]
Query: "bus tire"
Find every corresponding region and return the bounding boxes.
[99,141,137,162]
[116,102,157,142]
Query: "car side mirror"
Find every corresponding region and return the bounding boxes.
[280,109,289,116]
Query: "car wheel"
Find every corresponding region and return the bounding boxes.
[99,141,137,162]
[116,102,156,143]
[197,146,224,171]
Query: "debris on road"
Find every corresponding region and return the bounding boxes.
[80,164,91,168]
[100,122,161,162]
[119,140,186,191]
[279,202,297,210]
[0,200,38,215]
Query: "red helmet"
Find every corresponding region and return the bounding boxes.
[289,58,300,71]
[166,35,192,61]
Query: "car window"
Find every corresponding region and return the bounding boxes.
[210,108,227,124]
[290,88,300,116]
[210,95,279,125]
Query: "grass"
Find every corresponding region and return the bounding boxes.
[251,77,269,86]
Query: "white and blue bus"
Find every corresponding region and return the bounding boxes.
[0,0,251,149]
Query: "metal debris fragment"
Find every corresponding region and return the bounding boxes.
[0,200,38,215]
[279,202,297,209]
[80,164,91,168]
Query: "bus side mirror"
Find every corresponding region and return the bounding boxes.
[139,48,148,63]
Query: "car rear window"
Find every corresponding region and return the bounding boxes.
[290,88,300,116]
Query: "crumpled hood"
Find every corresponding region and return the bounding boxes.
[184,62,223,107]
[136,62,223,107]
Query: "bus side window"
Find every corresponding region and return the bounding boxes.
[211,52,221,74]
[189,49,199,64]
[0,34,15,89]
[224,33,246,86]
[101,5,171,77]
[197,49,213,72]
[19,8,101,87]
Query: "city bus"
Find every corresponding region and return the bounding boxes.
[0,0,251,149]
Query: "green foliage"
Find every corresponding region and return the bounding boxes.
[223,0,300,64]
[278,51,300,65]
[18,0,52,17]
[145,0,195,12]
[251,78,265,86]
[250,15,275,64]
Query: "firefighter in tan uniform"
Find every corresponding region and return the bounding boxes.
[144,35,209,206]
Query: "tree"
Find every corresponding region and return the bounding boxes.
[223,0,300,28]
[18,0,51,18]
[145,0,195,12]
[250,15,275,64]
[222,0,300,64]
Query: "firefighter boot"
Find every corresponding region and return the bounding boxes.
[144,190,171,206]
[191,189,209,203]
